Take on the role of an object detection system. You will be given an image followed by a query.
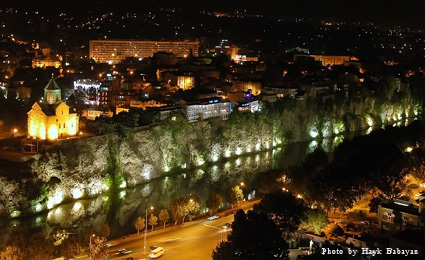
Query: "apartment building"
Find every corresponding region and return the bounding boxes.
[89,40,199,63]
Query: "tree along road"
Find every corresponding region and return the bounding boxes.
[79,200,258,260]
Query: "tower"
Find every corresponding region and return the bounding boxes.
[43,74,62,104]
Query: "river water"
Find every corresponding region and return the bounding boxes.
[0,120,413,245]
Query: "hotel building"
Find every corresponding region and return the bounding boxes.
[89,40,199,63]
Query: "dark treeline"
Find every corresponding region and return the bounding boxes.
[284,120,425,213]
[213,121,425,260]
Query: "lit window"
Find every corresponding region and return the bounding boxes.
[385,212,393,221]
[402,216,409,225]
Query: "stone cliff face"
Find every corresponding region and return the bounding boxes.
[0,91,421,218]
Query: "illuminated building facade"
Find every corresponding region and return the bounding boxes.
[130,99,168,110]
[89,40,199,63]
[32,47,62,68]
[27,75,79,140]
[182,99,231,122]
[237,100,259,113]
[177,75,195,90]
[293,54,359,66]
[81,107,113,120]
[231,80,262,95]
[74,79,109,106]
[32,56,62,69]
[377,198,425,231]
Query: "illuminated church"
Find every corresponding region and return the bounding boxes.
[27,75,79,140]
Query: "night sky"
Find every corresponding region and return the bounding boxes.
[2,0,425,28]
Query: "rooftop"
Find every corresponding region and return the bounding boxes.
[44,74,60,90]
[381,199,419,216]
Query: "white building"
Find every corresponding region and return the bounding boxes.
[182,99,231,122]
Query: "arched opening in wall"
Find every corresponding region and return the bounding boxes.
[48,176,62,186]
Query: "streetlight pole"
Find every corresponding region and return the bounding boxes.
[144,206,153,256]
[89,234,95,260]
[238,182,244,208]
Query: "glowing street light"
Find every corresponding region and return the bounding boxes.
[89,234,95,260]
[13,128,17,137]
[144,206,154,256]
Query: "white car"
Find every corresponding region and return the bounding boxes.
[222,223,231,229]
[207,215,219,221]
[149,246,164,258]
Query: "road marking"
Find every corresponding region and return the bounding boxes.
[203,223,223,230]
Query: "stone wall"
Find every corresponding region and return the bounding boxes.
[0,90,421,218]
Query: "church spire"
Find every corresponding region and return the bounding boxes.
[43,75,61,104]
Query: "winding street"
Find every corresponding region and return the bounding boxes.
[76,200,258,260]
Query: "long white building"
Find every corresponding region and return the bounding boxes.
[89,40,199,63]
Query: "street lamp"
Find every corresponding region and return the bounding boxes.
[89,234,95,260]
[13,128,17,137]
[309,240,313,253]
[238,183,244,208]
[144,206,154,256]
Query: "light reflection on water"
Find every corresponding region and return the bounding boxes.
[0,118,414,244]
[0,139,321,242]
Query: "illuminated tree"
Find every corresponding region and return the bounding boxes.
[134,216,145,235]
[50,229,68,247]
[158,209,170,229]
[59,236,81,260]
[300,208,327,235]
[0,246,22,260]
[227,185,244,208]
[26,233,55,260]
[89,236,107,260]
[149,214,158,231]
[186,195,202,221]
[169,197,188,225]
[206,191,222,215]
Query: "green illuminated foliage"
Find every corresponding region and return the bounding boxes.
[227,185,244,206]
[300,208,327,235]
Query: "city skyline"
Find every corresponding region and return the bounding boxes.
[0,0,425,259]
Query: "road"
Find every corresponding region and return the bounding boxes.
[77,200,258,260]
